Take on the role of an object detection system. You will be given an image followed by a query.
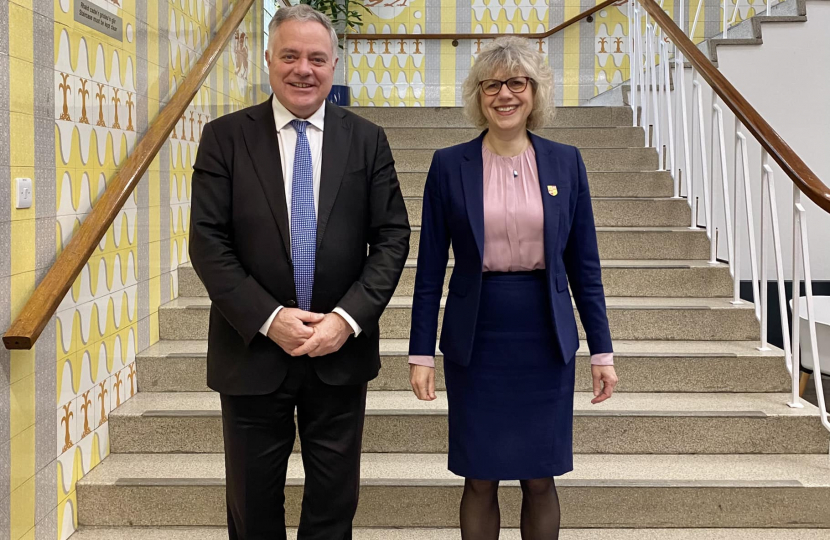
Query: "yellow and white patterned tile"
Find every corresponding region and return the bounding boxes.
[1,2,265,538]
[594,4,630,96]
[55,396,78,460]
[472,0,548,34]
[350,0,427,106]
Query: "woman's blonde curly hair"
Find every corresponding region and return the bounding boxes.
[462,36,555,131]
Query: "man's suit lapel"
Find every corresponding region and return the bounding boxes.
[460,133,486,261]
[529,132,562,271]
[317,102,352,250]
[242,96,292,261]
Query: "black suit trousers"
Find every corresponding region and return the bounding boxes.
[220,357,368,540]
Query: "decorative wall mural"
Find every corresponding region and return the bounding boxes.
[472,0,548,34]
[365,0,412,19]
[594,5,630,96]
[349,35,426,105]
[350,0,427,106]
[341,0,748,106]
[0,2,263,539]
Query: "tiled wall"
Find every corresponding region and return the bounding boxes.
[0,1,266,539]
[345,0,762,106]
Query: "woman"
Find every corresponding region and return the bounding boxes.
[408,37,619,539]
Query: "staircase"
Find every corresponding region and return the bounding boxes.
[697,0,812,66]
[72,106,830,538]
[589,0,817,106]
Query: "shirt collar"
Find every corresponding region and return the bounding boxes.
[272,95,326,133]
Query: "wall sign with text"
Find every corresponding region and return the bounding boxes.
[74,0,123,41]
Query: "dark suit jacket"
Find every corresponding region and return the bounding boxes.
[190,97,410,395]
[409,131,613,366]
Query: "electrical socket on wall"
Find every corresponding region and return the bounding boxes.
[16,178,33,209]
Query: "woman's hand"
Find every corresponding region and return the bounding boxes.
[591,365,618,404]
[410,364,437,401]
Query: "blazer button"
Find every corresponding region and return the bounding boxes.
[286,300,297,307]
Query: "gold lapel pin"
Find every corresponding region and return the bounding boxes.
[547,185,558,197]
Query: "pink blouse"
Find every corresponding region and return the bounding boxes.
[409,143,613,368]
[481,144,546,272]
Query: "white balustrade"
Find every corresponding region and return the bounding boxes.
[627,0,830,448]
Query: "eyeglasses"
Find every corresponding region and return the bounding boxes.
[478,76,533,96]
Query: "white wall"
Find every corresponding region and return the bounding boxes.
[662,1,830,280]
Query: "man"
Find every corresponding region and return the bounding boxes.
[189,6,410,539]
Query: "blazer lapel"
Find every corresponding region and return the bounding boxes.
[241,96,292,261]
[530,132,562,272]
[460,133,486,261]
[317,102,352,250]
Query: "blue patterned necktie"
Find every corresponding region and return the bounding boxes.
[290,119,316,311]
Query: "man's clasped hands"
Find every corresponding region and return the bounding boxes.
[266,308,353,357]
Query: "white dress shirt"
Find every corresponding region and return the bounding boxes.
[259,97,362,338]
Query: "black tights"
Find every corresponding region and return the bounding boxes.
[459,477,560,540]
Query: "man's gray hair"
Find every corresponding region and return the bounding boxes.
[268,5,339,57]
[462,37,555,131]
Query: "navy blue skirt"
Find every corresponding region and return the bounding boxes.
[444,270,576,480]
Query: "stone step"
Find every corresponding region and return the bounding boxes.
[109,391,828,455]
[178,259,733,299]
[178,226,711,263]
[384,126,645,149]
[158,296,761,342]
[380,296,760,341]
[391,147,657,172]
[404,197,691,227]
[76,453,830,528]
[69,528,830,540]
[411,226,709,259]
[399,171,675,198]
[349,106,633,128]
[136,340,790,394]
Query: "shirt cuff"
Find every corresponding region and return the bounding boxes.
[408,355,435,368]
[333,307,362,337]
[259,306,283,336]
[590,353,614,366]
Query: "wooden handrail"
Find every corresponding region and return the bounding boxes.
[2,0,256,350]
[278,0,621,42]
[349,0,620,42]
[638,0,830,214]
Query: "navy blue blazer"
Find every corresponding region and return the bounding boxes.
[408,131,613,366]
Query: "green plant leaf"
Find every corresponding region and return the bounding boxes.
[297,0,368,32]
